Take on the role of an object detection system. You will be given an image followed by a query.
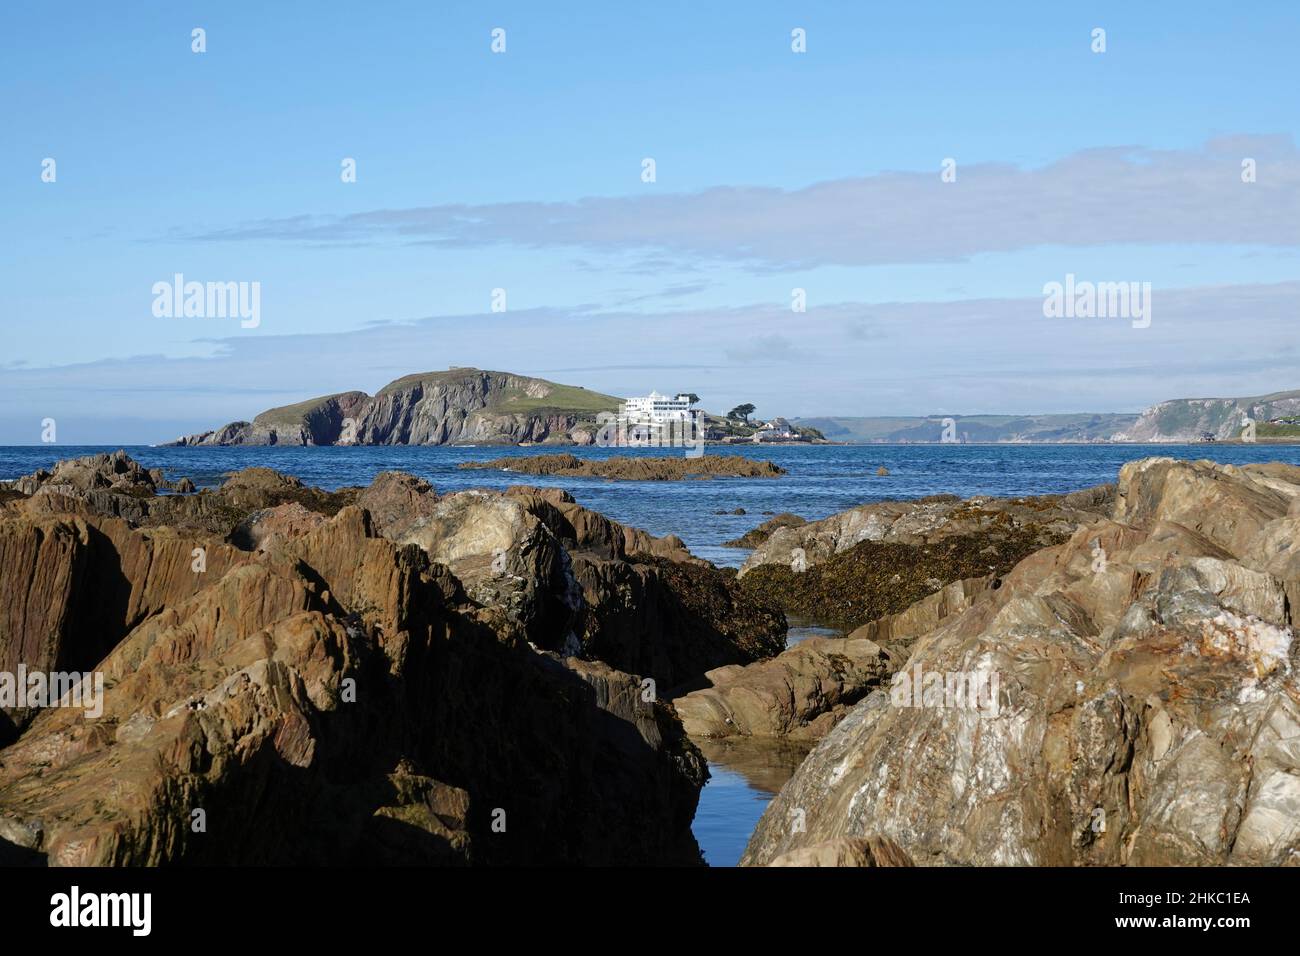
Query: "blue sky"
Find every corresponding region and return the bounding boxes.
[1,1,1298,443]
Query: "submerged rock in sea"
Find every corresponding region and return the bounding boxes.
[742,457,1300,867]
[460,453,787,481]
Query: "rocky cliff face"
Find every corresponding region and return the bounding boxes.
[742,457,1300,867]
[169,369,621,446]
[0,451,787,865]
[1115,389,1300,441]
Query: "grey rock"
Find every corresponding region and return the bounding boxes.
[741,457,1300,867]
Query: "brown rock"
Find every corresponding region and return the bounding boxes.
[723,512,806,549]
[673,636,896,740]
[0,503,706,866]
[354,471,438,539]
[229,501,329,553]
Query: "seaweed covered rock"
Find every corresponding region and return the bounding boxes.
[739,528,1053,630]
[739,486,1112,575]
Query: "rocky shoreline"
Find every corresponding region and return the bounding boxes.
[4,451,1299,867]
[0,451,783,864]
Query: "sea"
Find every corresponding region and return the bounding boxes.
[6,440,1300,865]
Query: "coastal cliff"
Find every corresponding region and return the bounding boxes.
[1114,389,1300,442]
[169,368,622,447]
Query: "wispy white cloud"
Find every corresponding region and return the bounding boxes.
[180,137,1300,269]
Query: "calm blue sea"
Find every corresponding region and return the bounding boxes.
[8,442,1299,570]
[7,441,1300,864]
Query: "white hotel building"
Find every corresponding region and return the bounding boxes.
[619,391,696,425]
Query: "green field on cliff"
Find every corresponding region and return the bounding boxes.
[494,383,623,415]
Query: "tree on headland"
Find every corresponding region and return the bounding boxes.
[727,403,756,423]
[682,393,701,405]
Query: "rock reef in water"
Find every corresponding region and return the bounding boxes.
[459,453,786,481]
[736,486,1113,629]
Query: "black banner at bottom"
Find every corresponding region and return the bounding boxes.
[0,865,1286,942]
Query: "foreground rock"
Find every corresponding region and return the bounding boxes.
[673,637,896,740]
[2,455,786,693]
[723,512,806,548]
[0,503,706,865]
[675,575,991,746]
[0,450,194,524]
[743,458,1300,867]
[460,453,786,481]
[346,477,787,690]
[0,452,796,864]
[1,455,359,539]
[768,837,915,867]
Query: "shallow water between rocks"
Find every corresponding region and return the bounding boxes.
[690,620,840,866]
